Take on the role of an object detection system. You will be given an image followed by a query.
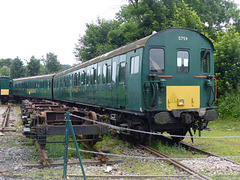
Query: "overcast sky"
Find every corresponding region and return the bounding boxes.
[0,0,126,65]
[0,0,240,65]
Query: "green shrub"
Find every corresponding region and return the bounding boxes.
[217,89,240,120]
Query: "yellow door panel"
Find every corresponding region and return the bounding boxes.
[1,89,9,95]
[166,86,200,110]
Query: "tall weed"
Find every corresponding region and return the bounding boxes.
[217,89,240,120]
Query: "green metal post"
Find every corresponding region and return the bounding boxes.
[63,112,86,180]
[63,112,70,178]
[69,118,86,180]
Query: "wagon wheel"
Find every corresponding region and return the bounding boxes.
[82,111,98,146]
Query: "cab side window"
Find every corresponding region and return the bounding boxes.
[201,50,210,73]
[149,48,164,73]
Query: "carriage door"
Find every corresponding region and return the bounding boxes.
[118,54,127,108]
[70,74,73,101]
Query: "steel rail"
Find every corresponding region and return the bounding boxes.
[1,104,10,131]
[157,135,240,166]
[68,174,190,178]
[180,141,240,166]
[138,144,211,180]
[35,139,51,166]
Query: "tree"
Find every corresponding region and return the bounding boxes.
[0,66,10,76]
[44,52,62,73]
[61,64,72,71]
[74,18,118,62]
[0,58,12,68]
[214,26,240,96]
[26,56,41,76]
[75,0,204,61]
[9,57,25,78]
[183,0,240,38]
[171,1,204,30]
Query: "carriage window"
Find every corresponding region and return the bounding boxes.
[74,73,77,86]
[68,75,70,86]
[78,72,81,86]
[107,65,111,84]
[177,51,189,73]
[97,66,101,84]
[81,71,85,85]
[149,48,164,72]
[201,50,210,73]
[93,68,96,85]
[103,64,107,84]
[87,70,90,85]
[119,62,126,83]
[91,68,96,85]
[130,56,139,74]
[112,62,116,84]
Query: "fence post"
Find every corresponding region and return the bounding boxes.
[63,112,70,178]
[63,112,86,180]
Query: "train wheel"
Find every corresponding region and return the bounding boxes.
[170,129,188,143]
[83,111,98,146]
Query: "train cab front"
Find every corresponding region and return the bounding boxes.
[147,79,217,139]
[143,29,218,140]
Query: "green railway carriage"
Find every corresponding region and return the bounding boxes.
[0,76,13,104]
[13,74,54,99]
[13,28,217,141]
[53,28,217,139]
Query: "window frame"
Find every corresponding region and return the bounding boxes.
[119,62,126,84]
[97,65,101,84]
[177,50,190,73]
[130,56,140,75]
[149,48,165,73]
[103,64,107,84]
[201,49,211,74]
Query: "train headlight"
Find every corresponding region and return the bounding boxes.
[177,98,184,106]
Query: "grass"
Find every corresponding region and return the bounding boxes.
[182,118,240,163]
[45,136,94,160]
[152,140,204,158]
[148,117,240,179]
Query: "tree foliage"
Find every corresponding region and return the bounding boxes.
[214,26,240,96]
[184,0,240,37]
[74,18,118,62]
[26,56,41,77]
[9,57,25,79]
[44,52,62,73]
[217,89,240,120]
[0,58,12,68]
[0,66,10,76]
[75,0,205,61]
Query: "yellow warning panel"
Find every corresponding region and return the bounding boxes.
[166,86,200,111]
[1,89,9,95]
[27,89,37,94]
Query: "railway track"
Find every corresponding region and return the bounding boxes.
[0,104,11,132]
[158,135,240,166]
[20,99,109,165]
[138,144,211,180]
[180,141,240,166]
